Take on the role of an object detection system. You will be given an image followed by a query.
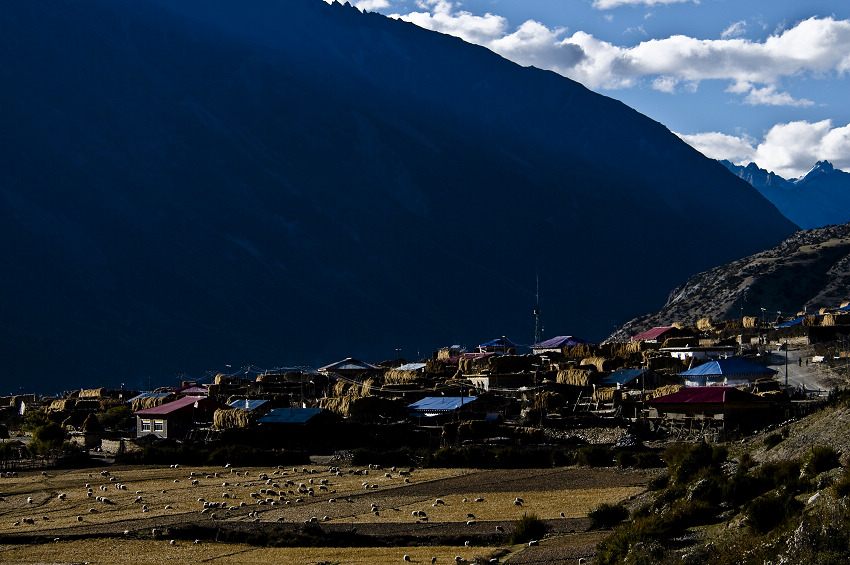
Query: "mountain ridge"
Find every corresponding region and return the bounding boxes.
[722,159,850,229]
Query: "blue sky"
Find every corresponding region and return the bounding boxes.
[342,0,850,179]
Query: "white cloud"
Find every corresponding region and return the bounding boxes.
[721,20,748,39]
[677,131,757,164]
[741,85,813,107]
[391,6,850,107]
[591,0,694,9]
[679,121,850,178]
[354,0,391,10]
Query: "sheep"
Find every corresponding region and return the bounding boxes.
[77,516,84,522]
[22,518,35,525]
[495,525,504,532]
[474,498,484,502]
[466,520,475,525]
[26,497,33,504]
[404,556,411,562]
[528,540,538,546]
[467,513,475,519]
[57,493,66,500]
[169,540,176,546]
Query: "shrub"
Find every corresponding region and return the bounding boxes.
[664,442,727,485]
[29,422,66,455]
[509,512,548,544]
[804,445,841,476]
[595,514,668,565]
[755,459,807,492]
[764,432,783,450]
[97,405,134,431]
[744,491,803,534]
[589,502,629,529]
[577,445,613,467]
[834,468,850,498]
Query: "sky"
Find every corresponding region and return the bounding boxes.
[341,0,850,179]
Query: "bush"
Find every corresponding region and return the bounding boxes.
[744,491,803,534]
[764,432,784,450]
[577,445,613,467]
[589,502,629,529]
[804,445,841,476]
[509,512,548,544]
[664,441,727,485]
[97,405,134,431]
[29,422,66,455]
[834,468,850,498]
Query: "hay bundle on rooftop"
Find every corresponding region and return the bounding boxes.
[649,384,684,399]
[79,388,105,399]
[214,373,237,385]
[131,395,173,412]
[359,378,374,397]
[384,369,422,385]
[592,387,616,403]
[743,316,759,328]
[556,368,595,386]
[213,408,251,430]
[49,398,76,412]
[256,372,288,383]
[331,381,349,398]
[581,357,615,372]
[697,318,714,331]
[99,398,124,411]
[74,399,101,411]
[319,396,352,417]
[822,313,850,326]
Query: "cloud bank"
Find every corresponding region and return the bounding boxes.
[679,121,850,179]
[390,2,850,107]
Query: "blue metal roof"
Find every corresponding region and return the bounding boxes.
[228,399,269,411]
[407,397,478,411]
[599,369,647,386]
[680,357,776,377]
[479,337,517,348]
[258,407,325,424]
[776,316,805,328]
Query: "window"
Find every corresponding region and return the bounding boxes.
[153,420,164,432]
[141,419,151,432]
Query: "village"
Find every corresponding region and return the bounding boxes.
[3,303,850,466]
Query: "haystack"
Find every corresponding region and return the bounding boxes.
[592,387,616,403]
[79,388,105,399]
[697,318,714,331]
[131,395,173,412]
[581,357,615,372]
[384,369,422,385]
[213,408,251,430]
[649,384,684,399]
[556,368,595,387]
[743,316,759,328]
[49,398,76,412]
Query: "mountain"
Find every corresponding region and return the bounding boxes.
[722,160,850,229]
[610,223,850,340]
[0,0,796,394]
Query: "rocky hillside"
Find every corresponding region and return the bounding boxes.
[610,224,850,340]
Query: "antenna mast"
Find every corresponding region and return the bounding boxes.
[534,274,542,345]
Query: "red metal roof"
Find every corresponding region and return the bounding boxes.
[631,326,675,341]
[648,386,767,405]
[134,396,207,415]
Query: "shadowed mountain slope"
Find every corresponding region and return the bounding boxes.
[0,0,796,392]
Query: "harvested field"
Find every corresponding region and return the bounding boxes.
[0,464,653,563]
